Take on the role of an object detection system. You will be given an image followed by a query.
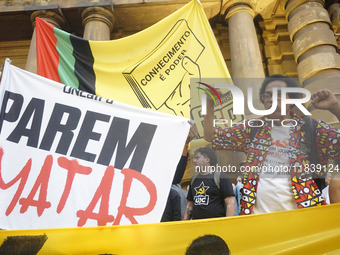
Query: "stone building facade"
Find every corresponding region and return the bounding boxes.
[1,0,340,183]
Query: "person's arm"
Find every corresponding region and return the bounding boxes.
[220,174,236,216]
[172,155,188,185]
[182,124,191,156]
[311,89,340,121]
[183,201,193,220]
[224,196,235,217]
[312,89,340,204]
[329,173,340,204]
[184,121,199,155]
[203,88,249,153]
[203,94,216,142]
[172,191,182,221]
[172,122,198,184]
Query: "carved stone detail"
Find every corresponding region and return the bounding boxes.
[81,7,115,41]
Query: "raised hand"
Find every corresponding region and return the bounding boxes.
[311,89,338,111]
[311,89,340,121]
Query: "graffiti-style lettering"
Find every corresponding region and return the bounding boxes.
[0,148,31,215]
[76,166,115,227]
[57,157,92,213]
[19,155,53,216]
[114,168,157,225]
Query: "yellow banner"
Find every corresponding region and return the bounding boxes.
[89,0,231,118]
[36,0,232,119]
[1,204,339,254]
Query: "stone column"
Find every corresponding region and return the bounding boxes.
[329,3,340,48]
[226,4,265,79]
[224,3,265,115]
[81,7,115,41]
[329,3,340,29]
[25,11,64,74]
[211,2,263,174]
[286,0,340,125]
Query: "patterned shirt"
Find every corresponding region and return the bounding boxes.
[213,112,340,215]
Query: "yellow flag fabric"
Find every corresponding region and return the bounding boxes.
[36,0,232,119]
[1,204,339,254]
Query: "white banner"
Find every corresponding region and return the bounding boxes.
[0,61,189,230]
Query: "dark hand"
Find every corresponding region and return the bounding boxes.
[311,89,339,111]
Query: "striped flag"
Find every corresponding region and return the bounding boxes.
[36,19,95,93]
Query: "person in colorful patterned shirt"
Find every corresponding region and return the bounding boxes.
[311,88,340,204]
[204,75,340,215]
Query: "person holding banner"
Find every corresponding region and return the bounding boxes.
[184,147,235,220]
[204,75,340,215]
[162,122,199,221]
[161,140,189,222]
